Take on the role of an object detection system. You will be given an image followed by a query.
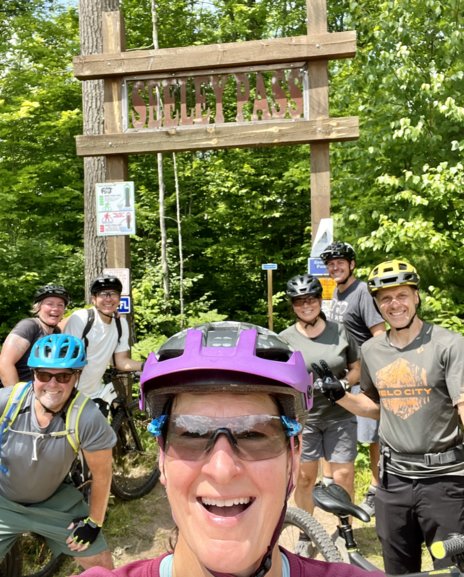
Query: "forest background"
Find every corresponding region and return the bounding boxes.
[1,0,464,353]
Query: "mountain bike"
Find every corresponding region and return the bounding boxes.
[93,368,160,500]
[0,369,159,577]
[280,506,342,562]
[70,368,160,501]
[312,482,464,577]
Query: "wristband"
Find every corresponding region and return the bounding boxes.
[340,378,351,392]
[87,516,103,528]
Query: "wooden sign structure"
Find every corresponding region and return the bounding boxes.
[73,0,358,269]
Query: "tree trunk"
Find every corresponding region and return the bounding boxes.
[151,0,170,301]
[173,153,184,326]
[79,0,119,300]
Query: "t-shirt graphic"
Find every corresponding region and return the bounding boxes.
[376,358,430,420]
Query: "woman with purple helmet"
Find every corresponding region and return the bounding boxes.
[76,321,382,577]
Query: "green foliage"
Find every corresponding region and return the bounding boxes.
[328,0,464,332]
[131,261,227,357]
[0,2,84,339]
[2,0,464,345]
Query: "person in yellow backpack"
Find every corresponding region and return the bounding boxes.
[0,334,116,570]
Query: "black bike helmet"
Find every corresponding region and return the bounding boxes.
[34,284,69,305]
[286,274,323,299]
[320,241,356,265]
[90,275,123,295]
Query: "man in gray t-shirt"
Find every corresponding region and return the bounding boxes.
[320,241,385,515]
[0,334,116,571]
[314,260,464,574]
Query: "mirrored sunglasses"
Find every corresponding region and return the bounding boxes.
[34,371,76,384]
[148,413,302,461]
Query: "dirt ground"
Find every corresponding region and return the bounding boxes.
[109,483,174,566]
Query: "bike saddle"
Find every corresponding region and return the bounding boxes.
[312,483,371,523]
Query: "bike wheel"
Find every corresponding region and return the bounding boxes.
[111,406,160,500]
[0,541,22,577]
[17,534,65,577]
[280,507,342,562]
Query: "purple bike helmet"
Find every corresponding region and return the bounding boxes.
[140,321,312,419]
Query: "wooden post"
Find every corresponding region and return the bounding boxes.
[102,11,130,271]
[267,269,274,331]
[307,0,331,243]
[101,10,134,341]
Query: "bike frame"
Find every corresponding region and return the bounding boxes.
[313,483,464,577]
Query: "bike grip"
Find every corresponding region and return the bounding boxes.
[431,534,464,559]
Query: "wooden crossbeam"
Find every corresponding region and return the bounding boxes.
[75,117,359,156]
[74,32,356,79]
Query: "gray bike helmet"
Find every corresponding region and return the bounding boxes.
[286,274,323,299]
[320,241,356,265]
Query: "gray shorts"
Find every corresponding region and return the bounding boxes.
[352,385,379,443]
[0,483,109,560]
[301,417,357,463]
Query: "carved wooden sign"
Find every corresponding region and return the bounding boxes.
[125,64,306,131]
[74,22,358,155]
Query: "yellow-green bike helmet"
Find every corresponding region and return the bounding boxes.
[367,260,420,295]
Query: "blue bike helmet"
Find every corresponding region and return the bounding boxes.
[28,334,87,370]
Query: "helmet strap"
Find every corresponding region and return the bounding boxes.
[337,269,354,288]
[394,310,417,331]
[96,308,116,320]
[293,314,320,329]
[304,316,320,328]
[34,387,77,417]
[36,399,60,416]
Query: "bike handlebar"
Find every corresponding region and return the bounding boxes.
[431,534,464,560]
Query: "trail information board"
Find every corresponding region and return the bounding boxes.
[96,181,136,236]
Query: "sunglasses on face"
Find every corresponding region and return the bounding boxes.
[34,371,76,384]
[148,414,302,462]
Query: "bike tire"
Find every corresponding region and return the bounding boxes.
[0,541,22,577]
[280,507,342,562]
[110,407,160,500]
[17,534,65,577]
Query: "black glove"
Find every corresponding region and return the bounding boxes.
[70,516,101,546]
[311,360,347,405]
